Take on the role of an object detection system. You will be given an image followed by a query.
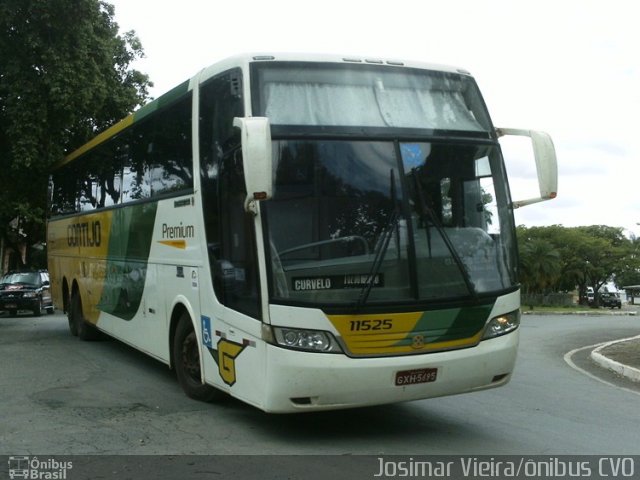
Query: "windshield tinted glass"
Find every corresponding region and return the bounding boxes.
[2,272,40,286]
[264,139,517,307]
[253,62,491,131]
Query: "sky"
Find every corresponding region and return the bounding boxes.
[110,0,640,235]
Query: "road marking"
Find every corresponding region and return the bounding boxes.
[564,343,640,397]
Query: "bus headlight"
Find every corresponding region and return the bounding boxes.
[482,310,520,340]
[270,326,343,353]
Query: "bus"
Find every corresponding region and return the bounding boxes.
[47,53,557,413]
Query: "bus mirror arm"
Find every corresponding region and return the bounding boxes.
[496,128,558,209]
[233,117,274,213]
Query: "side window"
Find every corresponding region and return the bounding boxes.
[94,143,122,208]
[49,167,78,216]
[49,95,194,217]
[122,129,151,202]
[148,97,193,196]
[77,166,97,212]
[200,70,261,319]
[76,146,123,212]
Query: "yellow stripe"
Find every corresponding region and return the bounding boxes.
[329,312,421,355]
[47,210,114,323]
[327,311,482,356]
[158,239,187,249]
[56,115,134,168]
[347,330,483,355]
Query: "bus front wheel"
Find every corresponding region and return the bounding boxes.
[173,312,221,402]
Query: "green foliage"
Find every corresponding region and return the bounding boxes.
[518,237,560,294]
[614,234,640,287]
[0,0,151,266]
[517,225,640,303]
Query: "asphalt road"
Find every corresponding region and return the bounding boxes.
[1,311,639,461]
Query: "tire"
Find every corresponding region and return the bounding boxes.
[8,309,17,317]
[173,312,221,402]
[67,298,78,336]
[33,298,43,317]
[70,292,101,341]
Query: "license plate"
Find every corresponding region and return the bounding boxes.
[395,367,438,386]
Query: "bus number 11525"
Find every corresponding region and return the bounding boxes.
[350,319,393,331]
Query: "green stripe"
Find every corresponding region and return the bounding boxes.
[133,80,190,123]
[393,304,493,347]
[97,203,158,320]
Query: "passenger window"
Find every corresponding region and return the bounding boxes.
[122,128,152,202]
[148,98,193,196]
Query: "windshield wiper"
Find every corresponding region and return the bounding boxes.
[353,209,399,312]
[410,169,477,300]
[353,169,400,311]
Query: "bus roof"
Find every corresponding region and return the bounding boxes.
[198,52,471,84]
[58,53,472,169]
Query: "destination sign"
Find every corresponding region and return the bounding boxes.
[292,274,384,291]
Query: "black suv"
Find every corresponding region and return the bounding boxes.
[0,271,54,316]
[600,292,622,309]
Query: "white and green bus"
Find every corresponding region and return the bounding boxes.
[47,53,557,412]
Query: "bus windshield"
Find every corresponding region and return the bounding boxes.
[254,61,516,308]
[263,139,517,307]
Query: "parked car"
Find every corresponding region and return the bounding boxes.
[0,270,54,316]
[600,291,622,309]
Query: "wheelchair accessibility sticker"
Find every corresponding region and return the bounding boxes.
[201,315,213,349]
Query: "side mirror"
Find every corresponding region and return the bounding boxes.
[233,117,273,212]
[497,128,558,209]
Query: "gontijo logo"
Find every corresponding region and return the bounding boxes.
[67,220,101,247]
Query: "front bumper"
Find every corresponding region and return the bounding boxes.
[261,328,519,413]
[0,297,40,311]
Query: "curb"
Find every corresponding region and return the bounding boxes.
[591,335,640,383]
[522,310,637,316]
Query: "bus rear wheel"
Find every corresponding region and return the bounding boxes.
[67,305,78,336]
[70,292,101,341]
[173,312,221,402]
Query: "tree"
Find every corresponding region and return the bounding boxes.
[518,238,561,294]
[615,233,640,287]
[0,0,151,268]
[573,226,628,304]
[517,225,635,305]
